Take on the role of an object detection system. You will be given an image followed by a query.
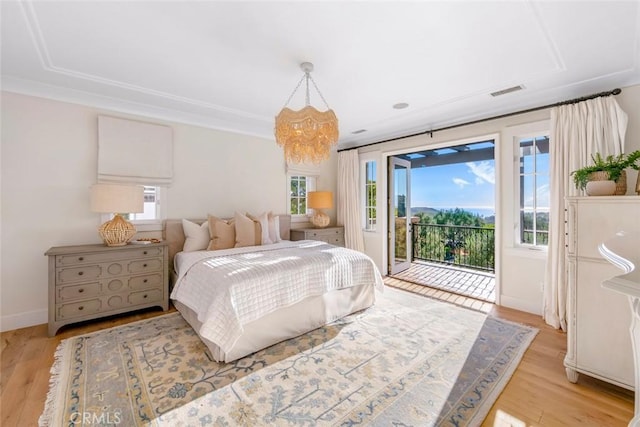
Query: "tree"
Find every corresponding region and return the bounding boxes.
[412,208,495,271]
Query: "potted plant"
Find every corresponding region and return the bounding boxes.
[571,150,640,195]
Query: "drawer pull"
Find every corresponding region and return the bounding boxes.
[143,294,148,299]
[143,279,148,283]
[143,263,148,268]
[78,288,84,293]
[78,306,84,311]
[78,271,84,276]
[143,251,148,255]
[78,257,84,261]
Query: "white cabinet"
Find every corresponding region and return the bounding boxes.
[564,196,640,390]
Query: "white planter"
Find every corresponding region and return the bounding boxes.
[586,180,617,196]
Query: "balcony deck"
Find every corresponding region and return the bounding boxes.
[390,260,495,303]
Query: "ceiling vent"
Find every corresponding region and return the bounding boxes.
[490,85,525,97]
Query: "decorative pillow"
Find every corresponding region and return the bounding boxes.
[207,215,236,250]
[268,212,282,243]
[182,219,210,252]
[234,211,261,247]
[247,211,272,244]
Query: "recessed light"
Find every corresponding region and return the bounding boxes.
[352,129,367,134]
[393,102,409,109]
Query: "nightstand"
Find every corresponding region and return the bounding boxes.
[45,241,169,336]
[290,226,345,247]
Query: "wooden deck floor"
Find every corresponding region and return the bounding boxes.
[391,260,496,302]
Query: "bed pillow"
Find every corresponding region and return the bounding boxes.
[207,215,236,250]
[182,219,210,252]
[268,212,282,243]
[247,211,272,244]
[234,211,261,247]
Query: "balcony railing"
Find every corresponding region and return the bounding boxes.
[412,223,495,272]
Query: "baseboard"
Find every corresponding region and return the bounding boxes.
[499,295,542,316]
[1,309,47,332]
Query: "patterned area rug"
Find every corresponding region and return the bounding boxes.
[40,288,537,426]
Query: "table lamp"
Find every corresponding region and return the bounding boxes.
[307,191,333,228]
[90,183,144,246]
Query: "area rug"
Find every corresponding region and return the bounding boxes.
[40,288,537,426]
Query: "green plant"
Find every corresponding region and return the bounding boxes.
[571,150,640,190]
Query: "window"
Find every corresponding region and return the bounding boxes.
[288,176,316,219]
[106,185,165,231]
[364,161,377,230]
[518,135,550,247]
[129,186,160,221]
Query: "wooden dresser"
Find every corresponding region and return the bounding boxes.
[45,242,169,336]
[564,196,640,390]
[290,226,345,247]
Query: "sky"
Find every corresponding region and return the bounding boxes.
[411,160,496,211]
[409,148,550,215]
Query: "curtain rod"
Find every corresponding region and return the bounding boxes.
[337,87,622,152]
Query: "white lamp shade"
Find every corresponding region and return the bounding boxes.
[90,184,144,213]
[308,191,333,209]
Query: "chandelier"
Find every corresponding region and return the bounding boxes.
[275,62,339,164]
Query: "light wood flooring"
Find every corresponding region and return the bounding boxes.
[1,278,634,426]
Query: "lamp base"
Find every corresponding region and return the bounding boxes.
[98,214,137,246]
[311,210,330,228]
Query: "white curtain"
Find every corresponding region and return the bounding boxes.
[337,150,365,251]
[543,96,627,330]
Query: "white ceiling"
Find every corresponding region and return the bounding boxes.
[2,1,639,149]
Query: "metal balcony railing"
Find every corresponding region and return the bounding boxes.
[412,223,495,272]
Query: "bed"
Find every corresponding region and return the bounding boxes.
[162,215,384,363]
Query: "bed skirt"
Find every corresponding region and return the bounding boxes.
[173,283,376,362]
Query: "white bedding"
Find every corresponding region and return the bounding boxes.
[171,240,384,357]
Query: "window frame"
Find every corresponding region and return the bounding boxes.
[515,133,550,249]
[286,175,316,223]
[361,159,377,231]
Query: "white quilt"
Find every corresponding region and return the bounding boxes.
[171,240,384,355]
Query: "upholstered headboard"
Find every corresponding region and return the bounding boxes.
[162,214,291,269]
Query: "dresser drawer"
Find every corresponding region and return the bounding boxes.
[57,299,102,320]
[55,258,163,284]
[128,288,163,305]
[56,265,102,284]
[128,259,163,274]
[57,282,102,301]
[55,247,164,266]
[291,227,345,247]
[129,273,163,290]
[325,236,345,246]
[306,229,341,239]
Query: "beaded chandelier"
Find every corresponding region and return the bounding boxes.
[275,62,339,164]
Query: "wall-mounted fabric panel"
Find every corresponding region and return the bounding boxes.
[98,116,173,185]
[285,160,321,177]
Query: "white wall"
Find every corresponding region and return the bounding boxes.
[0,91,337,331]
[358,84,640,315]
